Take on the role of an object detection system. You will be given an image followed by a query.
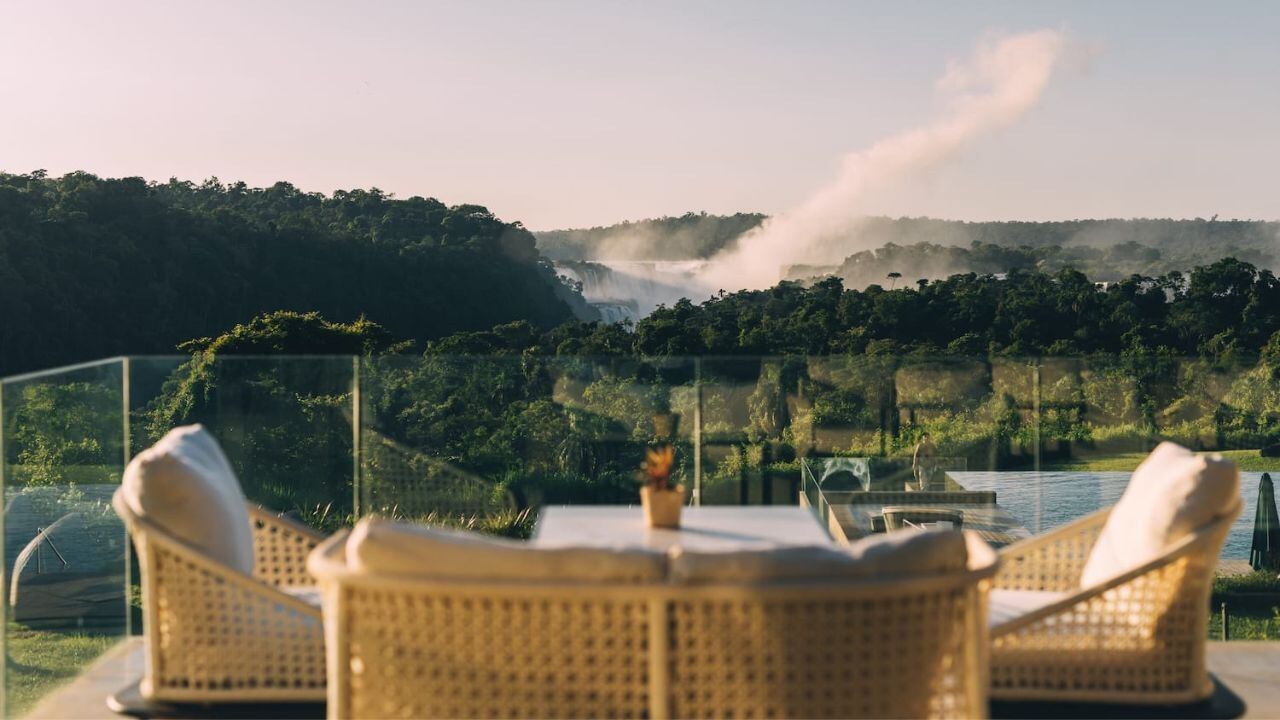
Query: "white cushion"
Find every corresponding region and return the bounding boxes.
[348,518,666,583]
[669,528,969,584]
[1079,441,1239,587]
[988,589,1064,627]
[121,424,254,574]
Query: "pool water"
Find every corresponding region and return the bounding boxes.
[951,471,1268,561]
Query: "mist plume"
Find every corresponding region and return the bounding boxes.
[698,29,1066,292]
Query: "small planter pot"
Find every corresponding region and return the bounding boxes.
[640,485,686,528]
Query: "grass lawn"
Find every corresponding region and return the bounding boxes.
[1042,449,1280,472]
[1209,572,1280,640]
[1207,610,1280,640]
[1040,452,1149,472]
[5,624,120,717]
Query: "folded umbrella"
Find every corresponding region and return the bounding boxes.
[1250,472,1280,572]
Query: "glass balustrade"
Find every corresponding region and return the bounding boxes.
[2,353,1278,714]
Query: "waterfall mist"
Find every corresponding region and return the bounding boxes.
[556,260,710,323]
[697,29,1067,293]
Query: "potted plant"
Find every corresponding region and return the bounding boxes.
[639,444,685,528]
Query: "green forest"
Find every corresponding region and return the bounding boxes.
[8,172,1280,514]
[5,173,1280,377]
[539,259,1280,360]
[787,239,1278,288]
[0,171,590,377]
[538,212,1279,267]
[535,211,767,260]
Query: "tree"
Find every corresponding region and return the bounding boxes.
[0,171,583,377]
[142,312,412,516]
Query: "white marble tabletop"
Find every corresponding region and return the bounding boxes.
[533,505,833,552]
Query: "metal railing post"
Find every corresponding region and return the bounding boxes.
[352,356,363,519]
[1033,359,1042,534]
[121,357,133,639]
[0,378,6,719]
[1032,359,1042,471]
[693,357,702,506]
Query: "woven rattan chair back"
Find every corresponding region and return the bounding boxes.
[309,532,998,720]
[114,490,328,703]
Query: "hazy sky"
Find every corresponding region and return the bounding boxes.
[2,1,1277,229]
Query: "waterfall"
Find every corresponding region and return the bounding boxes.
[555,260,713,324]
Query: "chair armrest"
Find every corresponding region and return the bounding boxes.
[993,507,1110,591]
[991,526,1209,640]
[993,505,1239,639]
[249,505,326,588]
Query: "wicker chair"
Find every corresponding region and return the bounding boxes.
[989,502,1241,704]
[308,530,998,720]
[114,490,328,703]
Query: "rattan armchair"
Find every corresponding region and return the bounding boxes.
[114,490,328,703]
[989,502,1241,704]
[308,529,998,720]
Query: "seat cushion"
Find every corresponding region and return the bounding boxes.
[120,424,254,574]
[988,589,1065,627]
[669,527,970,584]
[348,518,666,583]
[1080,441,1239,587]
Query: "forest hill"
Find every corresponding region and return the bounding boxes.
[0,172,591,377]
[472,257,1280,361]
[782,238,1276,290]
[4,171,1280,376]
[536,212,1279,282]
[105,255,1280,364]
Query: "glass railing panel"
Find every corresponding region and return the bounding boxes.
[694,357,800,506]
[359,355,699,531]
[798,357,1039,545]
[128,355,358,532]
[95,352,1280,564]
[963,356,1138,537]
[4,352,1275,658]
[940,356,1280,565]
[538,355,696,505]
[359,354,540,526]
[0,359,128,717]
[1201,355,1280,639]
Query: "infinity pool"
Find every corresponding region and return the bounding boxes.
[951,470,1268,561]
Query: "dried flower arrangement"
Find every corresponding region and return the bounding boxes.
[639,444,684,528]
[641,444,677,491]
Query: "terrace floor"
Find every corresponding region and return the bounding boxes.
[23,637,1280,719]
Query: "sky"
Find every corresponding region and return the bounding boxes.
[1,1,1278,230]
